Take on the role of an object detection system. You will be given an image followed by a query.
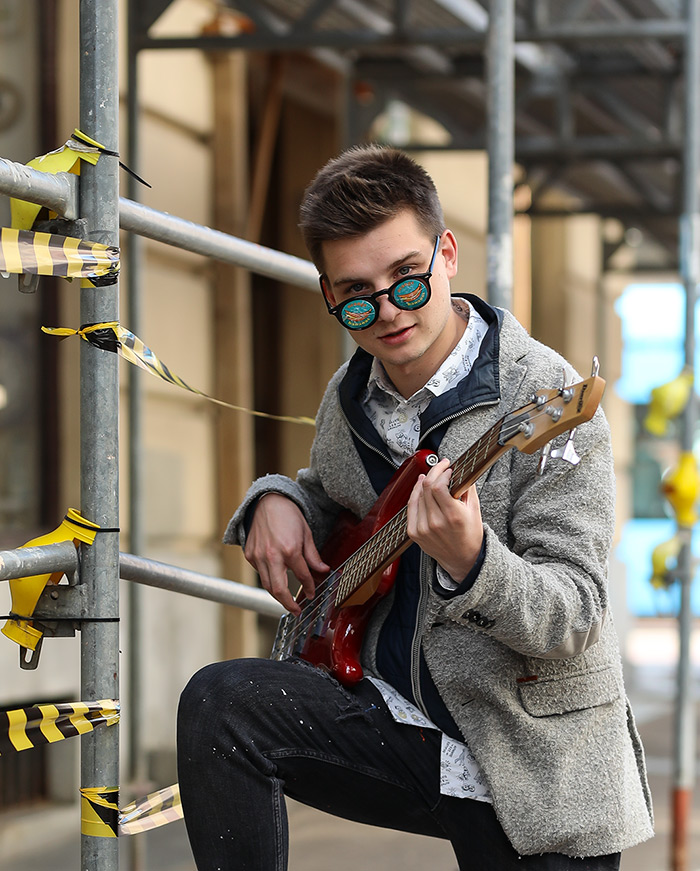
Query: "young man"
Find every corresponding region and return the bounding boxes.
[177,146,653,870]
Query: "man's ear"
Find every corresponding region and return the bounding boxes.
[441,230,458,280]
[319,275,337,307]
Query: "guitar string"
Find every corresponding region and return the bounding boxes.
[279,403,562,655]
[278,399,577,652]
[279,400,569,653]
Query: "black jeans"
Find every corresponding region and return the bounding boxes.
[176,657,621,871]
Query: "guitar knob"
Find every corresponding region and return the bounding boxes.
[426,454,440,466]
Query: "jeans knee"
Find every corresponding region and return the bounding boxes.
[180,661,219,716]
[178,658,272,732]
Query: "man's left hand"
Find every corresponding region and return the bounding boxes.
[406,457,484,582]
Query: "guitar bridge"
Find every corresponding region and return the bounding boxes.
[271,612,294,661]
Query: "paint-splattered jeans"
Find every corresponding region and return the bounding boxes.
[176,657,621,871]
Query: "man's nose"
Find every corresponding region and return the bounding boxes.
[376,290,399,322]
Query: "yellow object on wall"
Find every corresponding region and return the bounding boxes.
[644,368,694,436]
[660,452,700,528]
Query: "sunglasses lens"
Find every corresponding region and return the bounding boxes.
[393,278,430,310]
[340,298,377,330]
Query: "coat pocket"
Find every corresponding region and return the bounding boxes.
[518,666,621,717]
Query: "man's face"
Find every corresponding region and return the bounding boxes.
[320,209,461,396]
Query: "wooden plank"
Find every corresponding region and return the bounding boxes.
[210,51,259,659]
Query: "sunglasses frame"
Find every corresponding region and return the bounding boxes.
[320,235,441,331]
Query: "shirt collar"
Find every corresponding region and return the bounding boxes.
[366,299,484,404]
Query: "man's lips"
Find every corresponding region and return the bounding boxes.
[377,325,414,344]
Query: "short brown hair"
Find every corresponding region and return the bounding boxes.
[299,144,445,271]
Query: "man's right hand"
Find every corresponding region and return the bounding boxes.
[244,493,330,615]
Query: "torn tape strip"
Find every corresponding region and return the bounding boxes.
[71,129,151,188]
[119,783,183,835]
[81,786,119,838]
[0,700,119,755]
[0,227,120,286]
[42,322,316,427]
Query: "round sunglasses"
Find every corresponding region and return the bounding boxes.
[321,235,441,331]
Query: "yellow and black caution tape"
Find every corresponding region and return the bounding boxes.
[0,699,119,755]
[1,508,101,653]
[11,128,149,231]
[11,131,101,231]
[79,781,183,838]
[42,322,316,427]
[0,227,119,286]
[119,783,183,835]
[81,786,119,838]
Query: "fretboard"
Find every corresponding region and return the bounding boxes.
[334,417,507,605]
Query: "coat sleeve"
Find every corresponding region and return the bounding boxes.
[433,393,616,660]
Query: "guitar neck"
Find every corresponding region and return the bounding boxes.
[335,418,506,605]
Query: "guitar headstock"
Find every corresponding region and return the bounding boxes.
[500,373,606,455]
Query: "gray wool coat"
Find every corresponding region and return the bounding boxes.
[225,305,654,859]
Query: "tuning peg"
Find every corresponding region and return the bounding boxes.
[591,356,600,377]
[549,429,581,466]
[536,440,553,476]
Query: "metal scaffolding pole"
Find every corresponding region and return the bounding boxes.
[486,0,514,310]
[79,1,120,869]
[672,2,700,869]
[125,8,147,869]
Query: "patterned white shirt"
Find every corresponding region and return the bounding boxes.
[362,298,492,803]
[368,677,492,803]
[361,298,489,465]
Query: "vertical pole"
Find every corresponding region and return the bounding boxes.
[486,0,515,311]
[672,2,700,870]
[79,2,120,870]
[126,3,147,869]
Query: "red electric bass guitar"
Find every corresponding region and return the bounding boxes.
[271,368,605,685]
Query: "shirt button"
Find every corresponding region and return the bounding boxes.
[397,412,407,423]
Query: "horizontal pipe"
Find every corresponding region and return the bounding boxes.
[0,541,79,581]
[0,544,285,618]
[136,20,685,52]
[0,158,78,219]
[0,156,317,292]
[119,198,318,291]
[118,552,285,618]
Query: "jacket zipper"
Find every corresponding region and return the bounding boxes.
[410,552,431,716]
[416,398,499,449]
[341,398,499,470]
[341,412,399,470]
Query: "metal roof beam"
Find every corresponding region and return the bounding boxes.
[136,19,685,52]
[405,135,681,160]
[519,204,678,218]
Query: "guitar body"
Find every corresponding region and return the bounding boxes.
[274,450,438,685]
